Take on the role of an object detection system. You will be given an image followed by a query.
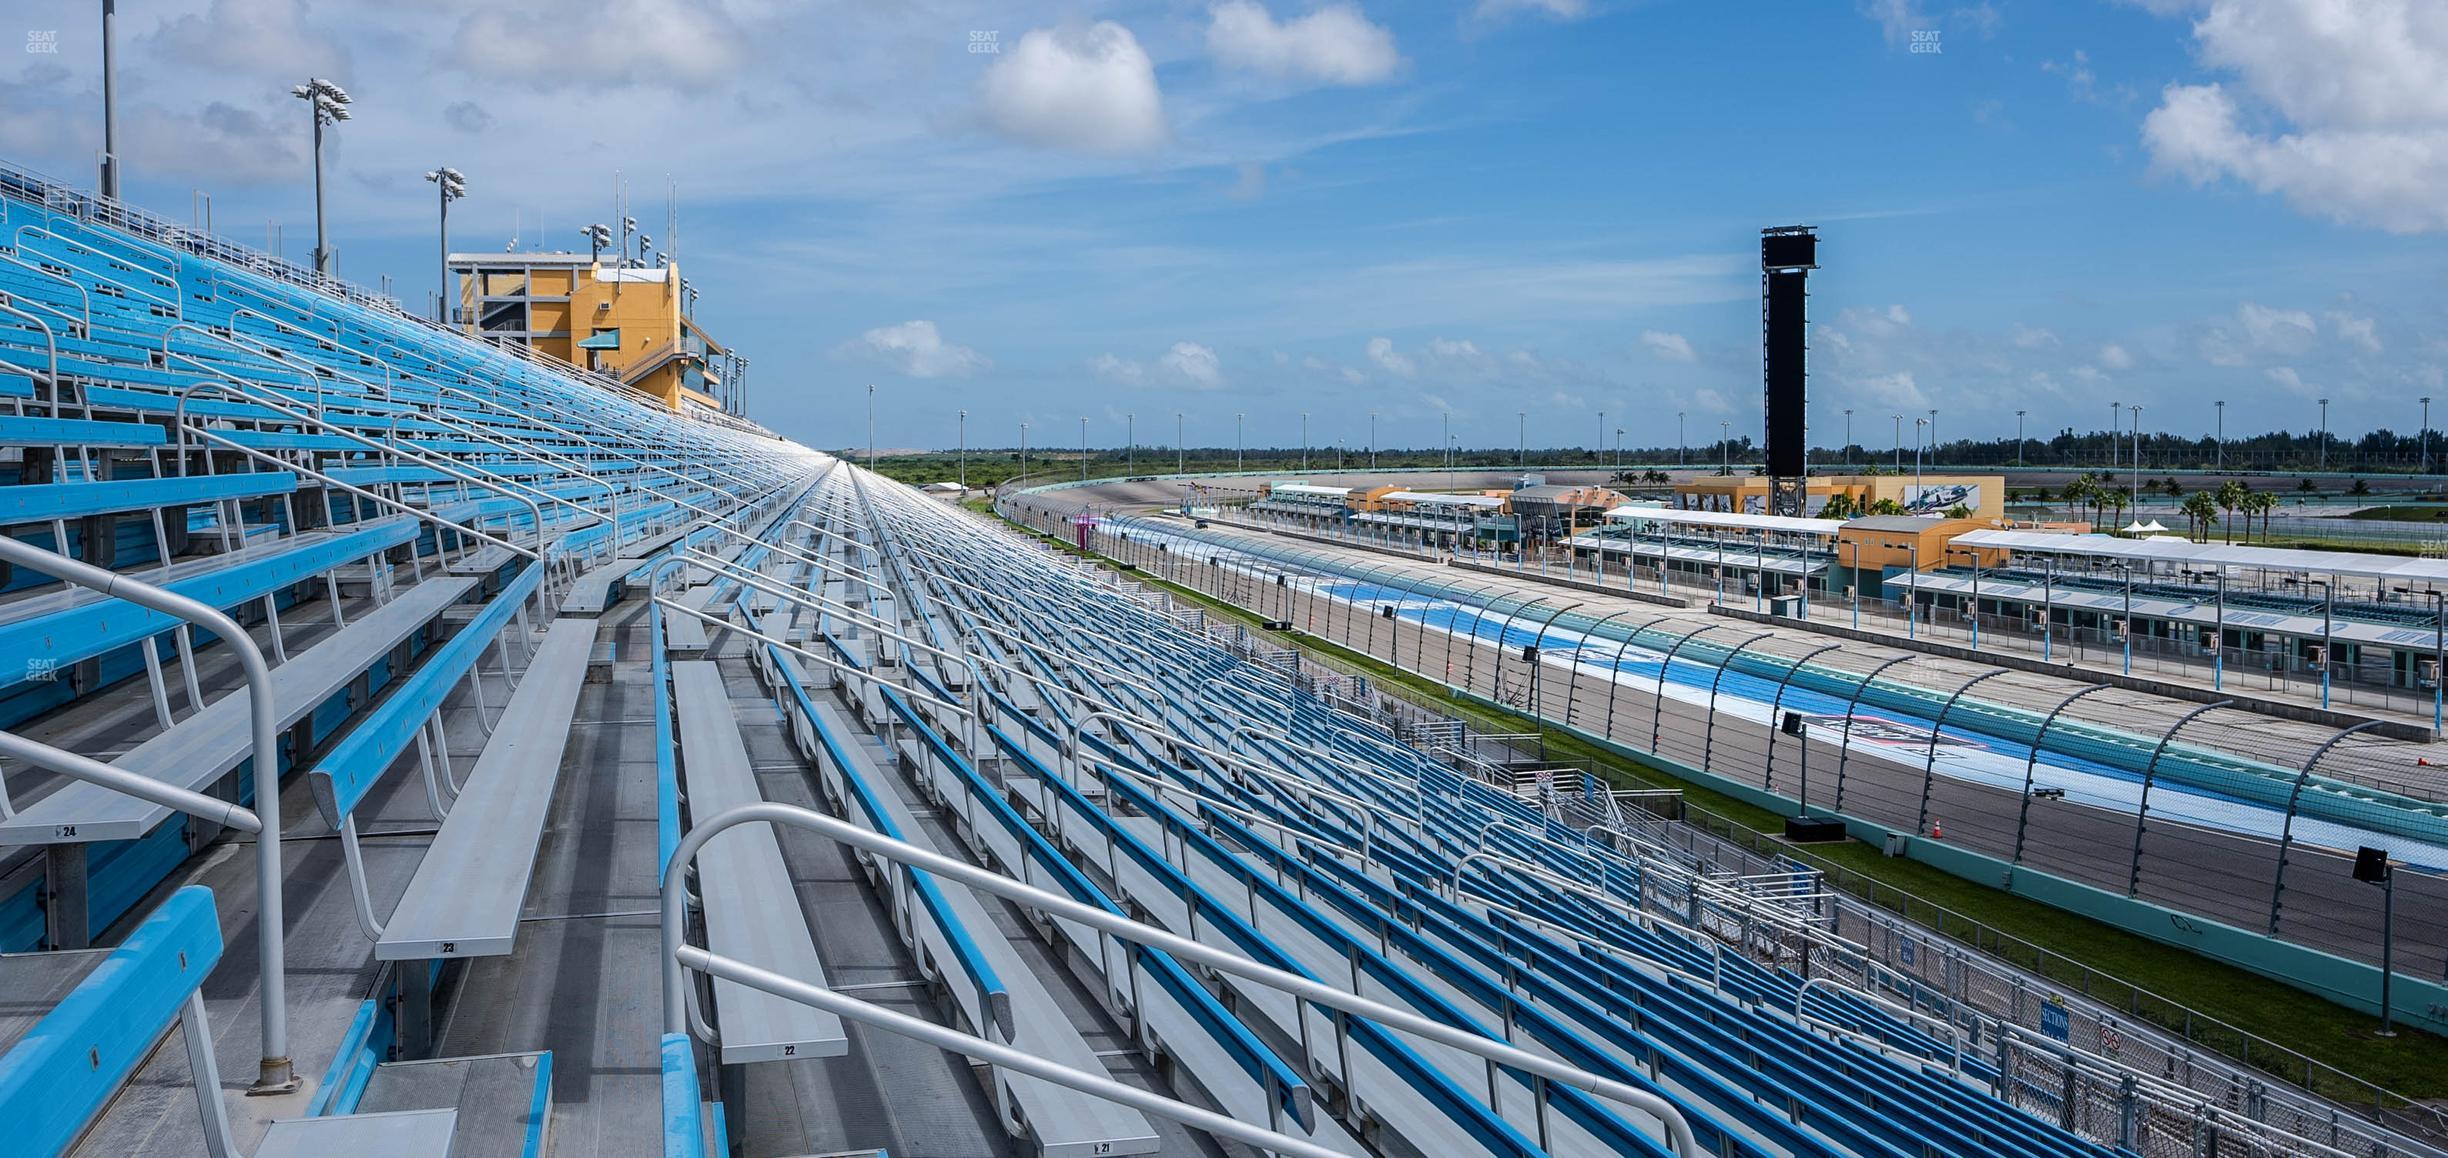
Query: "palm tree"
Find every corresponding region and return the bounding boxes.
[2214,480,2248,544]
[2100,488,2130,532]
[2249,489,2280,540]
[2062,475,2096,526]
[2181,491,2218,540]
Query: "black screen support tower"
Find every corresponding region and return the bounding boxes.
[1761,226,1817,518]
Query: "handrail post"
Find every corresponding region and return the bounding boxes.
[0,535,294,1091]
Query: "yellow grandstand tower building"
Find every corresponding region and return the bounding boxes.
[448,249,743,413]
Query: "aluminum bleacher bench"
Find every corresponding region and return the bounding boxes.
[0,414,167,449]
[778,658,1162,1157]
[0,573,482,947]
[0,886,457,1158]
[373,616,596,962]
[0,470,294,525]
[0,516,419,692]
[669,659,848,1064]
[662,582,720,658]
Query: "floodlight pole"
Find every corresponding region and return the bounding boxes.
[2130,404,2144,518]
[309,96,329,272]
[2423,396,2433,475]
[1235,412,1243,472]
[957,409,967,489]
[100,0,121,197]
[2319,397,2330,471]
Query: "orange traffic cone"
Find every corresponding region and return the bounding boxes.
[1931,820,1945,840]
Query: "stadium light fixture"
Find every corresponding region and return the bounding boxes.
[582,223,612,265]
[291,77,352,275]
[424,167,466,324]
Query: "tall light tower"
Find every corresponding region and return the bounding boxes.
[2319,397,2330,471]
[1235,412,1244,472]
[1843,408,1854,468]
[291,77,352,275]
[2015,409,2026,468]
[2422,396,2433,474]
[1761,225,1818,516]
[100,0,122,199]
[2130,404,2144,516]
[1176,412,1184,475]
[2215,400,2225,471]
[582,223,611,266]
[423,167,466,324]
[957,408,967,489]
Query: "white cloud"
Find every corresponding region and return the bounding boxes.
[1428,338,1484,359]
[1365,336,1416,376]
[1862,0,1931,46]
[452,0,747,91]
[1639,330,1697,362]
[1162,341,1224,387]
[2011,324,2060,349]
[1096,341,1224,389]
[2266,365,2317,397]
[1833,304,1914,338]
[1208,2,1400,86]
[2042,49,2099,102]
[2237,302,2317,353]
[2140,0,2448,233]
[2098,343,2134,369]
[145,0,349,76]
[846,320,988,378]
[981,22,1167,152]
[1857,370,1929,407]
[1691,387,1732,414]
[1089,353,1145,385]
[1474,0,1590,21]
[2328,311,2382,353]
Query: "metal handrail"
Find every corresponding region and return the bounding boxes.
[0,534,294,1092]
[674,947,1345,1158]
[0,247,95,335]
[661,801,1705,1158]
[0,296,62,408]
[165,368,568,558]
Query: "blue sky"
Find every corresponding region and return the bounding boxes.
[5,0,2444,452]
